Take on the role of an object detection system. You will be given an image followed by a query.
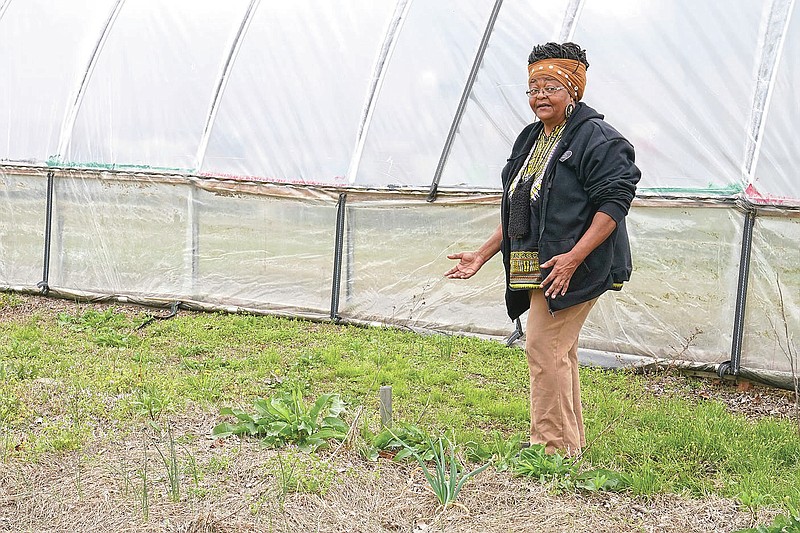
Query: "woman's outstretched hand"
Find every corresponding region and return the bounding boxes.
[445,225,502,280]
[445,251,486,279]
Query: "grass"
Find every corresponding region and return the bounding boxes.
[0,296,798,515]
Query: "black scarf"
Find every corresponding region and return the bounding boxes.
[507,176,536,238]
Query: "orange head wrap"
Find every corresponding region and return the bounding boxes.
[527,58,587,101]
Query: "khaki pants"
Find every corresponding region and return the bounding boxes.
[526,290,597,456]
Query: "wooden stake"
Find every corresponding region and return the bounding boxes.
[379,385,393,428]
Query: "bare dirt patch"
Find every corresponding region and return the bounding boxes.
[638,371,797,423]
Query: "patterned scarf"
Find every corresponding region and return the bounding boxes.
[527,58,587,101]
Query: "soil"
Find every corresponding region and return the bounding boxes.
[0,293,794,532]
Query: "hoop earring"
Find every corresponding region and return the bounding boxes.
[565,102,575,119]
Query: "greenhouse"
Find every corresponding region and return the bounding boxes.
[1,0,798,388]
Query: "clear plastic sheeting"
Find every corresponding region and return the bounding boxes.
[50,175,190,296]
[0,0,117,165]
[581,205,743,363]
[438,1,568,189]
[742,214,800,374]
[40,173,338,314]
[0,171,46,287]
[572,0,768,195]
[337,202,743,367]
[749,4,800,206]
[201,0,394,185]
[338,202,510,333]
[192,189,336,314]
[61,0,250,171]
[353,0,496,187]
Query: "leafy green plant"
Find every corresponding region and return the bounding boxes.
[513,444,576,484]
[212,386,348,452]
[575,468,632,492]
[8,338,41,360]
[0,292,23,308]
[364,423,436,462]
[93,328,134,347]
[464,431,522,472]
[0,392,20,424]
[57,308,136,347]
[58,308,128,332]
[512,445,631,493]
[0,361,38,381]
[409,435,489,508]
[738,490,773,512]
[130,384,171,421]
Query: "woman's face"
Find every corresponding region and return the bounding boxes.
[528,75,573,128]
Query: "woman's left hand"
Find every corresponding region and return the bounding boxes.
[540,251,581,298]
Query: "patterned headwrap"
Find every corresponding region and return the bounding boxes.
[527,58,587,101]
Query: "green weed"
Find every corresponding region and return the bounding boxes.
[152,424,182,502]
[364,422,436,462]
[130,383,172,421]
[574,468,633,493]
[0,392,20,424]
[464,431,522,472]
[267,451,336,497]
[57,308,129,332]
[0,360,38,381]
[511,445,631,493]
[409,435,489,509]
[32,420,88,453]
[0,292,24,308]
[139,448,150,521]
[513,445,576,485]
[213,385,348,452]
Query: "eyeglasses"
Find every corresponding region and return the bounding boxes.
[526,86,565,97]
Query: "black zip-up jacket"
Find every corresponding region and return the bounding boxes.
[500,102,640,319]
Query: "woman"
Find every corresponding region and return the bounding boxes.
[445,42,640,456]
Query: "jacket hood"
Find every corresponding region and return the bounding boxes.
[561,102,603,141]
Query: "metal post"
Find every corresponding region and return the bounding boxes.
[55,0,126,163]
[330,193,347,320]
[427,0,504,202]
[194,0,260,171]
[37,171,55,295]
[729,209,756,375]
[346,0,412,184]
